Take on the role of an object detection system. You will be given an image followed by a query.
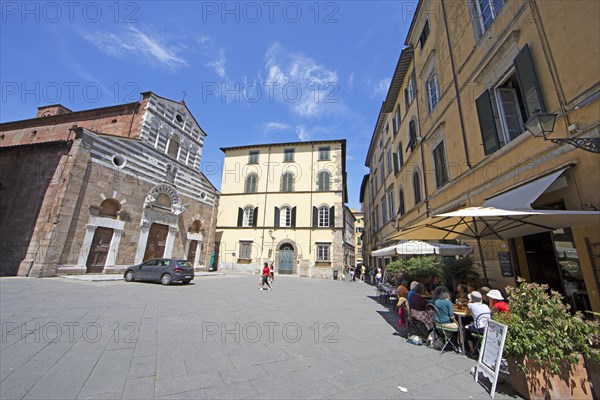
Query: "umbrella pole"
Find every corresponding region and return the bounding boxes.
[476,236,490,286]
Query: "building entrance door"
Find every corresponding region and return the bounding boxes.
[187,240,198,264]
[86,227,114,273]
[278,244,294,275]
[143,223,169,261]
[523,232,564,295]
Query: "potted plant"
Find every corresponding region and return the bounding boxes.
[493,278,599,399]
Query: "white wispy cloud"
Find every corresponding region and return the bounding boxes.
[264,43,339,118]
[81,27,187,70]
[296,124,309,141]
[206,48,226,78]
[347,73,355,90]
[264,122,291,132]
[369,77,390,99]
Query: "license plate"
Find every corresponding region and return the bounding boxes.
[185,276,192,279]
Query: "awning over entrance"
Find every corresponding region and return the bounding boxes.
[371,240,472,257]
[483,168,567,210]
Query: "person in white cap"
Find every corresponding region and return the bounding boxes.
[464,291,491,353]
[487,289,510,313]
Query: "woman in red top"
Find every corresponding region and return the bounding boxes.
[487,289,509,313]
[260,262,272,290]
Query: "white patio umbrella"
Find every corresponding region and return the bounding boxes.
[371,240,471,257]
[389,207,600,284]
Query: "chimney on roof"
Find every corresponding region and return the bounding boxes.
[36,104,72,118]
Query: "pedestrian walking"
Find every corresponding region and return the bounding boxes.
[260,262,272,290]
[269,262,275,284]
[361,265,366,282]
[349,266,355,282]
[369,267,375,284]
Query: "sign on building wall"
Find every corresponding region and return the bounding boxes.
[498,252,513,277]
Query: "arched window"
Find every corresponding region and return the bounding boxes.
[156,193,172,209]
[191,220,202,233]
[318,206,330,227]
[166,135,180,159]
[398,189,406,216]
[98,199,121,218]
[280,172,294,192]
[245,173,258,193]
[317,171,331,191]
[413,170,422,204]
[407,120,417,152]
[243,207,254,227]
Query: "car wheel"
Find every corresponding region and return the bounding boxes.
[161,274,172,285]
[125,271,134,282]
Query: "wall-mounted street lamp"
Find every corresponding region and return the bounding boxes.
[525,111,600,154]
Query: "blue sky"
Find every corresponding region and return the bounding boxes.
[1,1,415,209]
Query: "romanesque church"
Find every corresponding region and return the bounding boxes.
[0,92,220,277]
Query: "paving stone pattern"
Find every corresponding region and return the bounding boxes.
[0,275,521,399]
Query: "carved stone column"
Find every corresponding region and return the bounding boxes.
[105,228,124,267]
[134,220,152,264]
[164,225,179,259]
[77,224,98,267]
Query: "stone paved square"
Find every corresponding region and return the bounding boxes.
[0,275,521,399]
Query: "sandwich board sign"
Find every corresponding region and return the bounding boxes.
[475,319,508,398]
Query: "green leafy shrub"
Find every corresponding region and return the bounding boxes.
[404,256,441,282]
[384,260,405,286]
[441,256,479,284]
[493,278,599,374]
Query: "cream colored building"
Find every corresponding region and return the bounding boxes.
[351,209,364,268]
[363,0,600,312]
[217,140,348,278]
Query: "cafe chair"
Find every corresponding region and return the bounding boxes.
[388,290,398,311]
[469,312,491,357]
[401,301,429,341]
[427,304,460,355]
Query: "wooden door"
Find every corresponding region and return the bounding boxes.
[143,224,169,261]
[278,244,294,275]
[187,240,198,264]
[86,227,114,273]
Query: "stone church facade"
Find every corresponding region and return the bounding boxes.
[0,92,219,277]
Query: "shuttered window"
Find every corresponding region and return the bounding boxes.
[432,141,449,189]
[476,90,501,155]
[514,44,545,119]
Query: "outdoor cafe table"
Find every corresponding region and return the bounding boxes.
[453,305,469,356]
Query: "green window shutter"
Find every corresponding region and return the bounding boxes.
[274,207,280,227]
[291,207,297,228]
[237,208,243,227]
[252,207,258,227]
[329,206,335,227]
[476,90,501,155]
[312,206,318,227]
[514,44,545,119]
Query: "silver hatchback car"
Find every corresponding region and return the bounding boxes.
[124,258,194,285]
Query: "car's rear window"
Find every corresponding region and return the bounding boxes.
[177,261,192,267]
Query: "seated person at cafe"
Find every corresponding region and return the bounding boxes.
[409,283,433,330]
[426,276,442,294]
[479,286,491,305]
[431,286,458,330]
[397,279,409,299]
[464,291,491,352]
[407,281,419,305]
[454,283,469,305]
[487,289,510,313]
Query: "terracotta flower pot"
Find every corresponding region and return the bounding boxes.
[507,355,592,400]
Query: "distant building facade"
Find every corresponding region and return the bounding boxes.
[350,208,364,268]
[0,92,219,276]
[216,140,348,279]
[362,1,600,312]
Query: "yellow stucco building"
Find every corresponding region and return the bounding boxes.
[362,0,600,312]
[217,140,348,278]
